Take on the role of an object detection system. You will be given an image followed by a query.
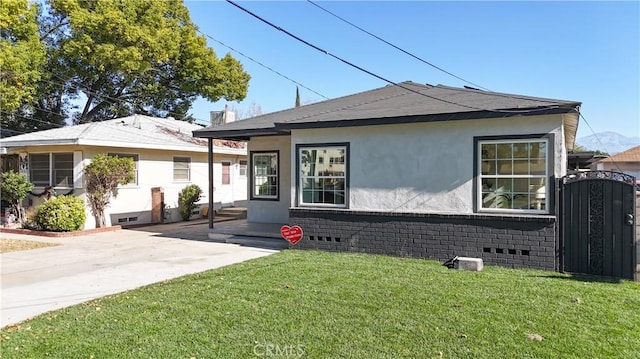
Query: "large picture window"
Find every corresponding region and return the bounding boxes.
[299,145,348,207]
[29,152,74,187]
[478,138,548,213]
[251,152,278,199]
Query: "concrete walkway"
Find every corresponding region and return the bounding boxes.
[1,221,280,328]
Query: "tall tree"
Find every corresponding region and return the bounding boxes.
[295,86,300,108]
[0,0,46,116]
[3,0,250,133]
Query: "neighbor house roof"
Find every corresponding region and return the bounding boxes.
[193,82,581,146]
[0,115,246,155]
[597,145,640,163]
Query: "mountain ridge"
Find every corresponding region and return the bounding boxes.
[576,131,640,155]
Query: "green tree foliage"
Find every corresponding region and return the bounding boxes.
[0,170,34,224]
[84,154,135,228]
[0,0,46,117]
[35,195,86,231]
[178,184,202,221]
[3,0,250,133]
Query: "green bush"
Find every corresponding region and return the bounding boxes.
[35,196,86,232]
[178,184,202,221]
[0,170,33,224]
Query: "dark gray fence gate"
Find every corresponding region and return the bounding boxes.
[560,171,636,279]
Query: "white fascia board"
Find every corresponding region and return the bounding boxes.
[210,147,247,155]
[77,139,208,152]
[77,139,246,155]
[0,139,78,147]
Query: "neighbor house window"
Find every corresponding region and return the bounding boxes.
[173,156,191,181]
[29,152,73,187]
[478,139,548,213]
[222,161,231,185]
[108,153,139,185]
[251,152,278,199]
[239,160,247,176]
[298,144,348,207]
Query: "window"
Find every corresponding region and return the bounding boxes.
[478,139,548,213]
[299,145,348,207]
[173,157,191,181]
[251,152,278,199]
[108,153,139,185]
[239,160,247,177]
[30,153,50,186]
[222,161,231,185]
[29,152,73,187]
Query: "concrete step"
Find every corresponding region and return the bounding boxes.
[208,233,289,250]
[216,207,247,219]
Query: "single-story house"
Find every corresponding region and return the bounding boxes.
[591,145,640,180]
[193,82,581,269]
[1,114,247,229]
[193,81,581,271]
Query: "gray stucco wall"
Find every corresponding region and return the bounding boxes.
[246,136,291,224]
[290,114,566,215]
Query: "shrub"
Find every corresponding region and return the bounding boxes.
[0,170,33,224]
[35,195,86,231]
[178,184,202,221]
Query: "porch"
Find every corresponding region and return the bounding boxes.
[208,219,289,250]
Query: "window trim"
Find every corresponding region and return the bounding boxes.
[108,153,139,186]
[28,152,74,188]
[473,134,554,214]
[173,156,191,182]
[250,150,279,201]
[295,142,350,208]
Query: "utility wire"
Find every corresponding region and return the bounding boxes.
[41,76,212,126]
[306,0,489,91]
[577,113,625,174]
[225,0,481,111]
[196,29,329,100]
[225,0,562,114]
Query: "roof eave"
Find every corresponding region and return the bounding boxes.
[190,105,580,141]
[193,128,290,141]
[0,139,79,147]
[278,106,580,130]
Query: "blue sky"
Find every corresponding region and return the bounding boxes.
[184,1,639,140]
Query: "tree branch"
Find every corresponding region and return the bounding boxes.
[39,20,70,42]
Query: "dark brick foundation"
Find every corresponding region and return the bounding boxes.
[289,208,558,271]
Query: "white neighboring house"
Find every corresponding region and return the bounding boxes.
[0,115,247,229]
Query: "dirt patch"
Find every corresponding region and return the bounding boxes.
[0,239,60,253]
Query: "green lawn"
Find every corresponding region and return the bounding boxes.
[2,250,639,358]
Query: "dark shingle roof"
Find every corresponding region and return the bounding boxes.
[194,81,581,140]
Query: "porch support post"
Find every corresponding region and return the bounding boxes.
[208,138,215,229]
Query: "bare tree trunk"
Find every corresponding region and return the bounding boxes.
[94,213,106,228]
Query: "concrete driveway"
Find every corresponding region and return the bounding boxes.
[1,221,280,328]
